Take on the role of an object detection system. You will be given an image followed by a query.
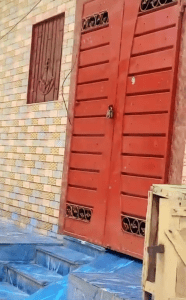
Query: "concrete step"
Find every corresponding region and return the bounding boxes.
[69,272,142,300]
[63,235,105,258]
[35,245,93,276]
[5,263,63,295]
[68,252,143,300]
[0,282,28,300]
[22,276,68,300]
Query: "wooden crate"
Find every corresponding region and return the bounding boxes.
[143,184,186,300]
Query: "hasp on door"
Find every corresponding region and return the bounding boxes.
[59,0,182,259]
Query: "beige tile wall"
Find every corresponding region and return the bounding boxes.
[0,0,76,237]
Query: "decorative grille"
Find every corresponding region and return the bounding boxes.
[27,13,65,104]
[66,203,93,222]
[82,11,109,32]
[140,0,176,12]
[122,215,145,237]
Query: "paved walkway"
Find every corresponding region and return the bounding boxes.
[0,219,63,245]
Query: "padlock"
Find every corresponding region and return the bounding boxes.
[106,105,114,119]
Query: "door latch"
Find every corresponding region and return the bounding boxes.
[106,105,114,119]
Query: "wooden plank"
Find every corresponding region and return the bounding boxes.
[155,198,179,299]
[123,113,169,135]
[125,92,171,114]
[71,136,104,153]
[144,281,156,295]
[129,48,174,75]
[75,100,108,117]
[76,81,108,100]
[37,22,49,103]
[132,27,177,56]
[73,117,105,135]
[136,5,179,36]
[78,63,109,84]
[142,191,153,291]
[79,45,110,67]
[121,175,162,197]
[80,27,110,51]
[165,229,186,266]
[34,23,44,103]
[68,170,99,189]
[67,186,97,207]
[70,153,102,170]
[127,70,172,94]
[121,194,147,217]
[122,156,164,177]
[122,136,166,156]
[45,18,57,102]
[28,25,39,104]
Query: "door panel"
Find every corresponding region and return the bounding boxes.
[121,156,164,177]
[68,170,99,189]
[125,93,171,114]
[121,194,147,218]
[123,114,169,134]
[129,48,174,74]
[78,63,109,83]
[75,100,108,117]
[71,136,104,152]
[79,45,110,67]
[135,5,179,35]
[103,3,181,258]
[73,118,106,135]
[122,136,166,156]
[68,187,97,207]
[76,81,108,100]
[70,153,102,170]
[127,70,172,94]
[132,27,177,55]
[80,27,109,51]
[121,175,162,197]
[63,0,125,245]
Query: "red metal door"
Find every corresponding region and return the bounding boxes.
[62,0,182,258]
[63,0,125,245]
[103,2,182,258]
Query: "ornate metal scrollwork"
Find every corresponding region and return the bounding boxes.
[140,0,176,12]
[82,11,109,32]
[66,203,93,222]
[38,58,54,95]
[121,215,145,237]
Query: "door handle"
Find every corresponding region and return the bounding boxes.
[106,105,114,119]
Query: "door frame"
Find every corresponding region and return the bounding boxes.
[58,0,94,234]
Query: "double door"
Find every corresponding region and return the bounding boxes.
[62,0,181,258]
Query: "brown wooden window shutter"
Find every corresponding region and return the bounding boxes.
[27,13,65,104]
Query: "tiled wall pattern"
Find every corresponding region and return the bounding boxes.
[0,0,76,237]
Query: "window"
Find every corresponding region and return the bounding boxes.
[27,13,65,104]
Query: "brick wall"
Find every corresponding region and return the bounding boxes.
[0,0,76,237]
